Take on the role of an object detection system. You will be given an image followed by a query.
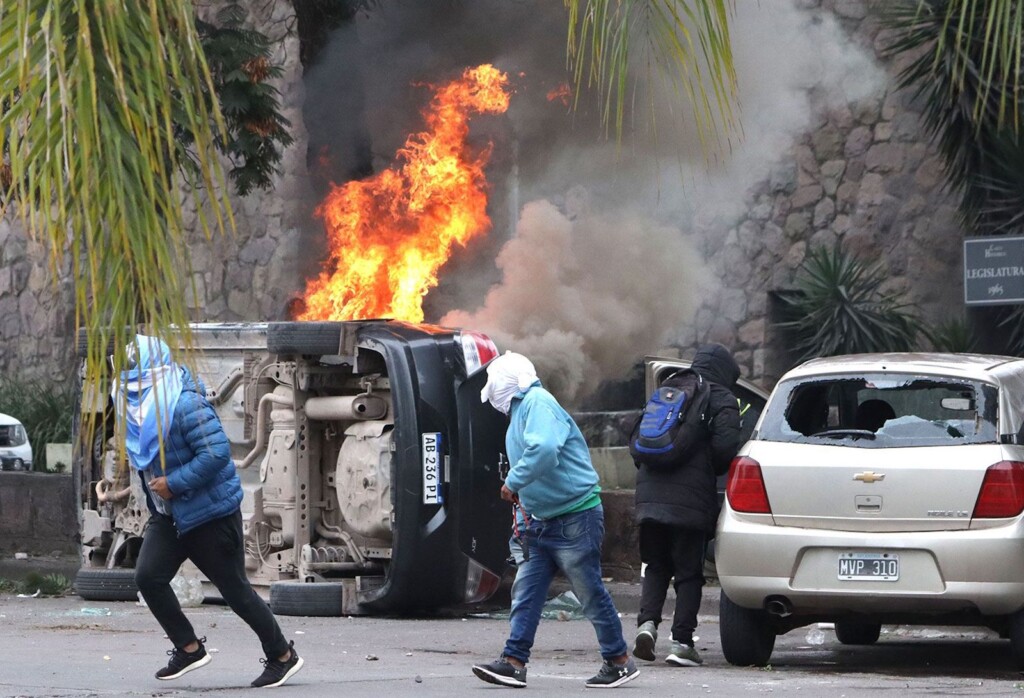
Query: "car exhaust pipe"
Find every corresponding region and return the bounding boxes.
[765,596,793,618]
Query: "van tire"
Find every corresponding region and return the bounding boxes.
[74,567,139,602]
[719,590,775,666]
[834,620,881,645]
[269,581,345,617]
[266,322,348,356]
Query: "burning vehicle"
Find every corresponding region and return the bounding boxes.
[75,321,510,615]
[75,65,518,614]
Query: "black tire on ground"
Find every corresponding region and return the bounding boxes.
[269,581,345,617]
[74,567,139,602]
[1009,610,1024,669]
[719,590,776,666]
[266,322,349,355]
[834,620,882,645]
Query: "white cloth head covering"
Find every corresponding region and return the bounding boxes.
[480,351,538,415]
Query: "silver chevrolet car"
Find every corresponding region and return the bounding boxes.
[716,353,1024,668]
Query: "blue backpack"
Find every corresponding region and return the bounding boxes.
[629,368,711,469]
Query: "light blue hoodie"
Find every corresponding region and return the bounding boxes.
[502,382,600,520]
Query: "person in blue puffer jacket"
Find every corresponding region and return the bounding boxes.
[471,352,639,689]
[113,335,303,688]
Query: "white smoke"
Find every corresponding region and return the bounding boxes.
[441,2,886,403]
[441,194,708,403]
[312,1,888,404]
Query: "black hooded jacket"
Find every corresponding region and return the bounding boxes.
[634,344,743,532]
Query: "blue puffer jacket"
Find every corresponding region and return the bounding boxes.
[145,369,243,535]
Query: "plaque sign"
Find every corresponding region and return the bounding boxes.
[964,235,1024,306]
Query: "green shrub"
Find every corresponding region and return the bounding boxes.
[0,376,75,472]
[927,316,979,353]
[778,244,925,362]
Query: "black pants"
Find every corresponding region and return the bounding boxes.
[135,510,288,659]
[636,521,706,645]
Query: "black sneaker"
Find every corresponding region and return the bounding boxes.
[251,641,304,688]
[585,658,640,688]
[155,637,212,680]
[472,656,528,687]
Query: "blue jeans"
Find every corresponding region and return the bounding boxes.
[503,505,627,663]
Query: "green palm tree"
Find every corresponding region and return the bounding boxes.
[564,0,739,145]
[883,0,1024,352]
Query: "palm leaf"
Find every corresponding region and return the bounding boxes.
[0,1,233,459]
[564,0,738,146]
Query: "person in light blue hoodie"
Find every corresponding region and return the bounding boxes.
[471,352,639,689]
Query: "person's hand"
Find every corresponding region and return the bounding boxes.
[150,476,172,500]
[500,484,517,503]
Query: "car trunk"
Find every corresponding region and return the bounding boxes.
[755,441,1008,532]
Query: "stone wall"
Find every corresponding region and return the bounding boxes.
[0,0,965,390]
[672,0,964,388]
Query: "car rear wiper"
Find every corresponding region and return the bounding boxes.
[812,428,877,440]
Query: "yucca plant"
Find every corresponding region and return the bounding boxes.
[0,376,75,471]
[926,316,979,353]
[777,244,925,362]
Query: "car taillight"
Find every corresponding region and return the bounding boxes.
[459,331,499,374]
[973,461,1024,518]
[726,456,772,514]
[464,557,501,603]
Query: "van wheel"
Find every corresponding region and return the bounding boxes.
[834,620,881,645]
[75,567,139,602]
[270,581,345,617]
[719,590,776,666]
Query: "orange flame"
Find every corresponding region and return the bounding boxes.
[300,64,511,322]
[546,83,572,107]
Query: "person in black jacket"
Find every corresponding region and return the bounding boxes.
[632,343,742,666]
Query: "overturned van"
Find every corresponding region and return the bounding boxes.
[74,321,510,615]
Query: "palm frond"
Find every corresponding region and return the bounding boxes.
[564,0,738,145]
[0,1,234,456]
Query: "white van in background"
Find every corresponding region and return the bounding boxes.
[0,414,32,471]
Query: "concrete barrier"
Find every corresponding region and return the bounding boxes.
[0,472,78,555]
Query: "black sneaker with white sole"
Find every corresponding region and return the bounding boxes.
[472,656,528,687]
[585,658,640,688]
[251,641,304,688]
[155,637,212,680]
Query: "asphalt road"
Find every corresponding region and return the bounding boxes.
[1,590,1023,697]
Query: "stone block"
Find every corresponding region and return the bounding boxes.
[865,142,905,173]
[844,126,873,158]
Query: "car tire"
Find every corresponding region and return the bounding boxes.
[269,581,345,617]
[1009,610,1024,668]
[13,458,24,471]
[266,322,349,355]
[74,567,139,602]
[719,590,776,666]
[834,620,881,645]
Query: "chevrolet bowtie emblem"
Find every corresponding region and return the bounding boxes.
[854,471,885,483]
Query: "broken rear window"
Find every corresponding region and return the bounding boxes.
[756,373,998,447]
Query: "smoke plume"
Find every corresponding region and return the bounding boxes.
[306,0,887,403]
